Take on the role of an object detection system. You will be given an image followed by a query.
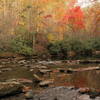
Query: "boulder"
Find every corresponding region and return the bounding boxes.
[24,90,34,99]
[78,88,90,94]
[0,82,22,97]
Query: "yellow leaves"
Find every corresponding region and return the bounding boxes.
[47,34,56,42]
[10,29,15,35]
[18,21,25,26]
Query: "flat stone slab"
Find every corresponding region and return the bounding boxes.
[34,87,100,100]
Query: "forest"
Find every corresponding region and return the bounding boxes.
[0,0,99,59]
[0,0,100,100]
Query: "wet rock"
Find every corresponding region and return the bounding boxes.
[38,61,54,65]
[0,70,2,74]
[6,79,18,82]
[89,92,100,99]
[66,68,75,73]
[40,66,47,69]
[18,78,33,84]
[53,61,62,65]
[1,62,6,65]
[58,68,66,73]
[6,78,33,85]
[30,69,34,72]
[95,97,100,100]
[24,90,34,99]
[31,65,47,69]
[78,95,91,100]
[1,68,12,72]
[39,79,54,87]
[39,69,52,74]
[23,86,34,99]
[78,88,90,94]
[0,82,22,97]
[0,65,3,68]
[18,60,26,64]
[24,64,31,67]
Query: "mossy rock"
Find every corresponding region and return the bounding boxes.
[0,82,22,97]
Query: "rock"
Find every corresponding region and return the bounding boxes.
[33,86,79,100]
[6,79,18,82]
[0,82,22,97]
[18,78,33,84]
[38,61,54,65]
[0,71,2,74]
[24,90,33,99]
[33,87,100,100]
[31,65,44,69]
[78,88,90,94]
[0,65,3,68]
[66,68,75,73]
[24,64,31,67]
[30,69,34,72]
[39,69,52,74]
[92,51,100,56]
[53,61,62,65]
[40,66,47,69]
[39,79,54,87]
[23,86,34,99]
[1,68,12,72]
[33,74,42,83]
[90,92,100,99]
[58,68,66,73]
[6,78,33,84]
[18,60,26,64]
[1,62,6,65]
[78,95,91,100]
[23,86,32,93]
[95,97,100,100]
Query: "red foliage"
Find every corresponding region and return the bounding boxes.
[44,14,52,19]
[61,6,85,29]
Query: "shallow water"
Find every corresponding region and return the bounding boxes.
[0,62,100,91]
[71,70,100,90]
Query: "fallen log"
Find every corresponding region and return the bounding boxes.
[67,66,100,73]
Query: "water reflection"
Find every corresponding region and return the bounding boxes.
[72,70,100,90]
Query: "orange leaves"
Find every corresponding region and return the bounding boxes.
[60,6,85,29]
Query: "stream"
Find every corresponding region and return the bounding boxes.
[0,58,100,100]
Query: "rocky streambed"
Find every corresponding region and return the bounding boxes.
[0,57,100,100]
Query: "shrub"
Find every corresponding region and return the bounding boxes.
[10,37,33,56]
[47,41,62,58]
[47,37,100,59]
[92,37,100,50]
